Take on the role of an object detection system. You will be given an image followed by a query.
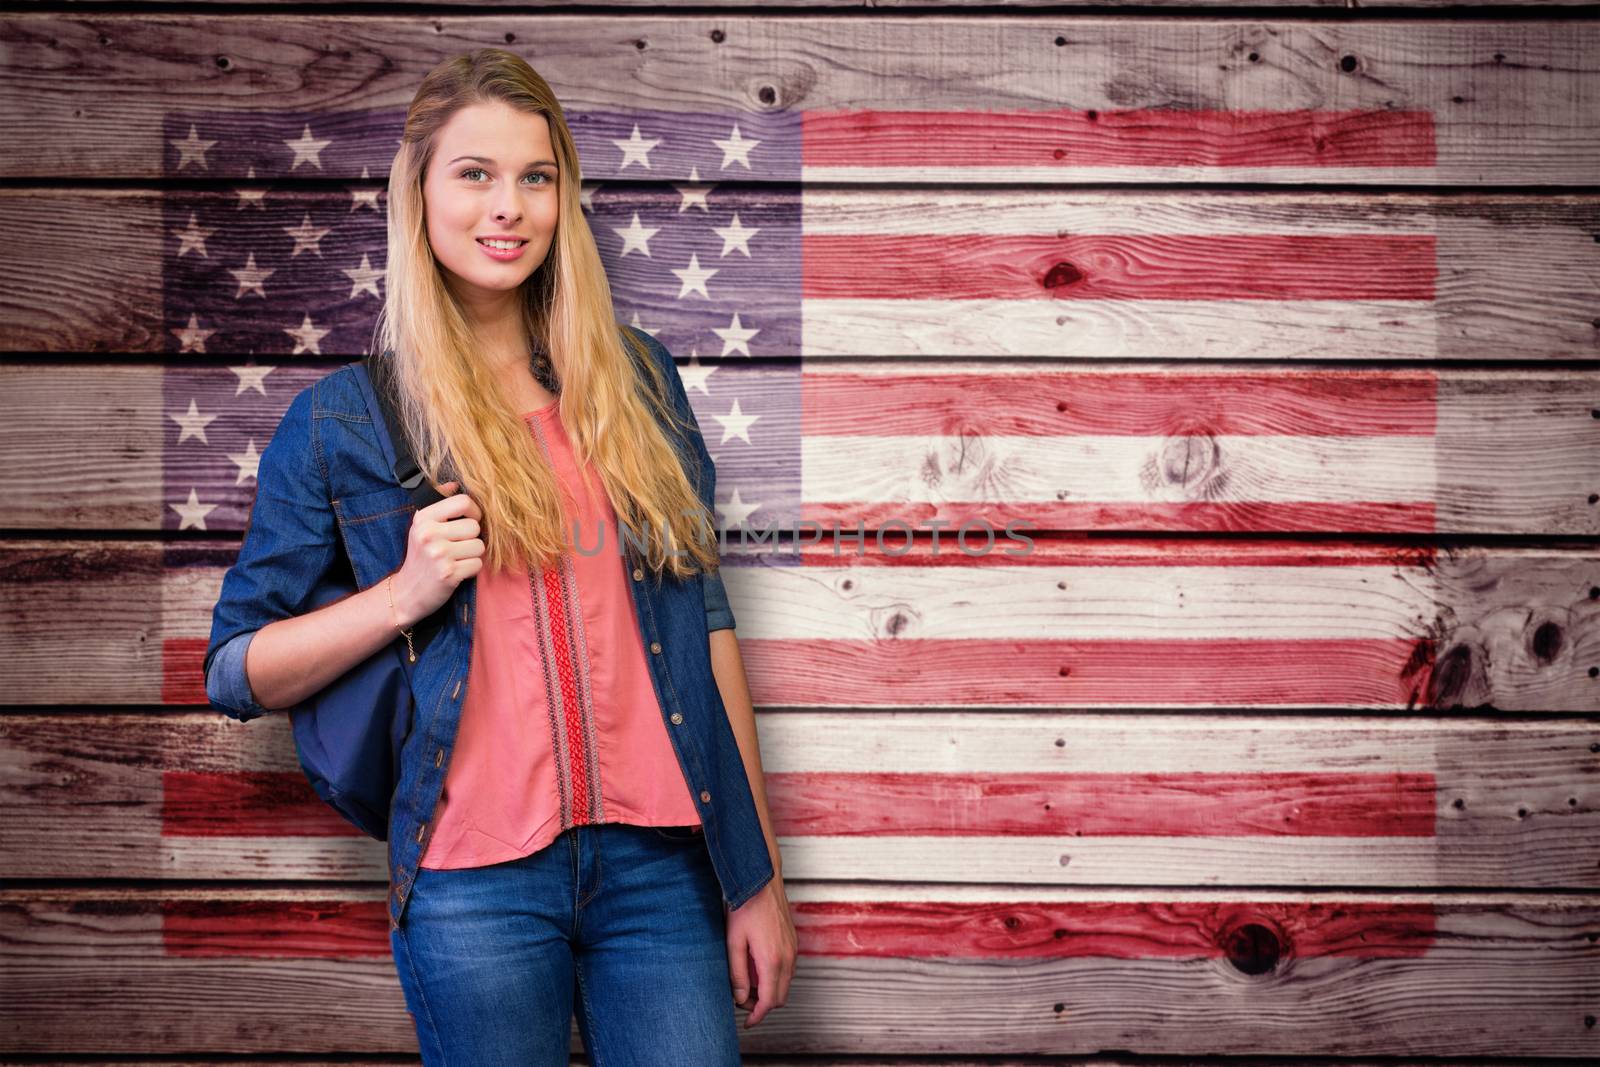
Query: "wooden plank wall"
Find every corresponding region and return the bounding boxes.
[2,2,1598,1062]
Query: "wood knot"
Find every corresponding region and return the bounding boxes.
[1222,921,1284,975]
[1530,619,1565,664]
[1043,261,1084,290]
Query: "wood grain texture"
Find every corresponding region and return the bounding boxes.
[1,885,1595,1055]
[3,711,1596,888]
[5,188,1599,358]
[5,363,1596,536]
[0,539,1593,711]
[2,15,1598,184]
[1,4,1595,1060]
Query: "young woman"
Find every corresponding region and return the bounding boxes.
[202,48,796,1064]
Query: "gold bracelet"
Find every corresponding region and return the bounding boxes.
[387,575,417,663]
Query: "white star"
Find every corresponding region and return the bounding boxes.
[284,213,331,257]
[348,166,381,212]
[171,488,218,531]
[712,397,759,445]
[170,125,217,170]
[171,313,216,354]
[343,252,383,300]
[673,167,714,213]
[172,211,216,258]
[170,399,218,445]
[285,313,332,355]
[228,439,262,484]
[712,312,759,356]
[671,253,718,299]
[612,124,662,170]
[229,365,275,395]
[712,212,759,257]
[235,166,268,210]
[229,252,274,300]
[712,124,760,170]
[284,124,333,170]
[715,485,762,530]
[629,311,660,338]
[613,212,660,257]
[678,350,717,395]
[580,182,600,212]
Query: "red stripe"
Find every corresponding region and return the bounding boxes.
[800,501,1438,536]
[740,638,1435,707]
[801,371,1439,437]
[540,566,592,823]
[792,900,1437,959]
[160,897,1435,960]
[162,899,390,958]
[162,772,360,836]
[802,234,1437,301]
[729,534,1438,567]
[161,637,207,704]
[801,108,1437,169]
[767,771,1435,838]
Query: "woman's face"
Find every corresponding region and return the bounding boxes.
[422,100,561,312]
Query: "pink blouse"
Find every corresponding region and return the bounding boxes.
[419,398,702,869]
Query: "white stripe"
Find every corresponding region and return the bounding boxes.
[724,564,1438,642]
[802,434,1438,504]
[756,712,1488,774]
[158,836,386,880]
[777,835,1441,886]
[801,187,1440,236]
[802,298,1440,359]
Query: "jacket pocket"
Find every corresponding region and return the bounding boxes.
[332,486,414,588]
[649,823,705,842]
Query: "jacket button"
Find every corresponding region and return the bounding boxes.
[670,712,683,725]
[699,790,711,803]
[434,747,444,767]
[451,678,462,700]
[632,567,644,581]
[415,824,426,843]
[460,602,470,625]
[649,641,662,654]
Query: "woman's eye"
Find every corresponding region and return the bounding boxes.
[460,168,551,185]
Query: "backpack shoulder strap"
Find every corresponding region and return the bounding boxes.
[352,351,443,509]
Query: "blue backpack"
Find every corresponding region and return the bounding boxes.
[287,353,449,840]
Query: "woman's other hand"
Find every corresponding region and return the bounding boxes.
[725,875,797,1028]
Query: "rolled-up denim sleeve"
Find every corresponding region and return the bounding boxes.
[638,328,737,634]
[202,383,341,721]
[204,630,266,721]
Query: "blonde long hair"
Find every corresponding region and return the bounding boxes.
[374,47,718,579]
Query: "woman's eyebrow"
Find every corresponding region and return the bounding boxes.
[448,154,558,168]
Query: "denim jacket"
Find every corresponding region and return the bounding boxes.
[202,325,775,930]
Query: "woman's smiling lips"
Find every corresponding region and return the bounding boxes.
[475,235,529,261]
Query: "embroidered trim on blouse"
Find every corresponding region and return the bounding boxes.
[525,413,605,828]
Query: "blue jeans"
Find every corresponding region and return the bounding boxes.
[390,821,743,1065]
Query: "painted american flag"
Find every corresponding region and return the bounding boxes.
[158,104,1439,540]
[154,102,1449,870]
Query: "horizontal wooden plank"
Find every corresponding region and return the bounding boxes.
[5,1061,1580,1067]
[5,358,1596,536]
[3,711,1595,888]
[1,885,1594,1055]
[1,538,1594,710]
[2,15,1598,184]
[59,0,1600,7]
[4,188,1598,359]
